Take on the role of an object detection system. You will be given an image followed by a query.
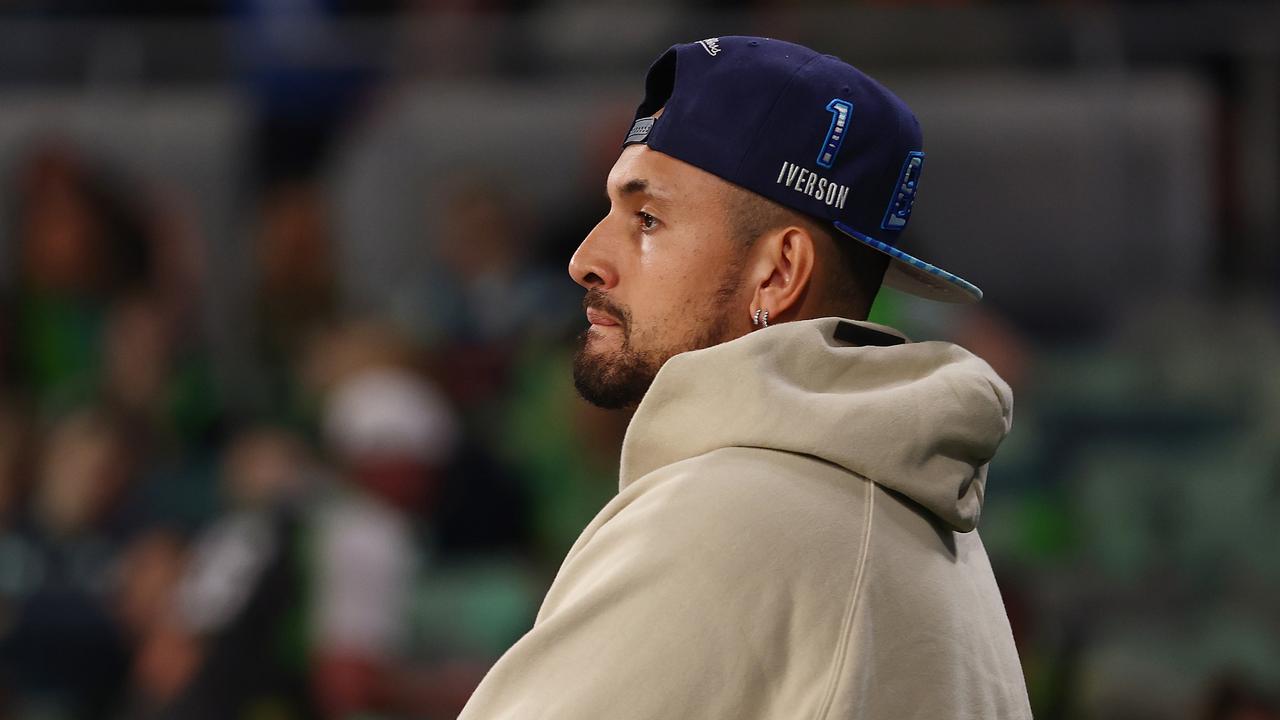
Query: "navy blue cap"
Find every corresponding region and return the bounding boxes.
[623,36,981,303]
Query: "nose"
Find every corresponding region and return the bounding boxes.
[568,216,618,290]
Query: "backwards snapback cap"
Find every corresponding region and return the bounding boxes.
[623,36,980,303]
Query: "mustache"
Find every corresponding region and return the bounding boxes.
[582,288,630,331]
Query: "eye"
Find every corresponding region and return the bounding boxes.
[637,211,659,232]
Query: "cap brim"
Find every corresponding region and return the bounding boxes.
[833,221,982,303]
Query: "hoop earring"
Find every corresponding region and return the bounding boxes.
[753,308,762,327]
[761,309,770,328]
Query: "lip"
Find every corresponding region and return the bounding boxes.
[585,308,619,327]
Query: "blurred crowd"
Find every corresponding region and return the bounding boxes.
[0,115,637,717]
[0,2,1276,720]
[0,2,627,718]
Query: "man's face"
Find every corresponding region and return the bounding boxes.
[569,144,751,409]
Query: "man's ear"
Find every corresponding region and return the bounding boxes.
[745,225,816,323]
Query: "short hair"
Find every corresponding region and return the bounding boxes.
[720,183,888,319]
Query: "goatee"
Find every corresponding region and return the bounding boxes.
[572,282,740,410]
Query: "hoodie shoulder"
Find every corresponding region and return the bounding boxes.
[649,445,874,538]
[516,446,875,718]
[549,444,878,613]
[563,446,877,615]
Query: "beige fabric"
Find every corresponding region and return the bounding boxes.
[459,317,1031,719]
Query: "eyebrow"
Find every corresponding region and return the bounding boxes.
[608,177,671,203]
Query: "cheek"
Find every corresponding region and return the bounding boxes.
[631,241,699,322]
[634,223,719,289]
[637,268,737,340]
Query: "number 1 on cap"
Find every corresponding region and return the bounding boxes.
[817,99,854,169]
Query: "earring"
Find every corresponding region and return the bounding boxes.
[761,309,770,328]
[753,308,762,327]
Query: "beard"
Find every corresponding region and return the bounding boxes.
[572,275,742,410]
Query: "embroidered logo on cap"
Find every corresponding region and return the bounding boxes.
[881,151,925,231]
[697,38,721,56]
[624,116,656,145]
[816,99,853,169]
[775,161,850,209]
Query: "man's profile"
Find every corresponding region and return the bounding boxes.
[459,36,1031,719]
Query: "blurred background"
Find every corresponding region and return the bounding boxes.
[0,1,1276,719]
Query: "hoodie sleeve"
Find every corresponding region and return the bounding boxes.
[457,455,860,720]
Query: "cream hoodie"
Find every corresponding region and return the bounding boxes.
[459,317,1032,719]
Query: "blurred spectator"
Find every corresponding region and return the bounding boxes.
[0,408,137,719]
[102,292,222,447]
[32,410,136,542]
[300,323,533,559]
[116,529,197,717]
[97,290,224,535]
[406,180,580,544]
[304,335,538,719]
[416,179,578,354]
[253,180,340,419]
[5,142,155,415]
[148,427,314,720]
[2,140,216,439]
[321,365,456,511]
[311,364,454,719]
[378,179,580,563]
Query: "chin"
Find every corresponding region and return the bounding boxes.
[572,329,660,410]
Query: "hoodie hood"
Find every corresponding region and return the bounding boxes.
[618,317,1013,532]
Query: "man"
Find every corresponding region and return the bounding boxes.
[459,36,1031,719]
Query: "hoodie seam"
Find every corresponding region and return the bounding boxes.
[812,476,875,720]
[984,377,1012,421]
